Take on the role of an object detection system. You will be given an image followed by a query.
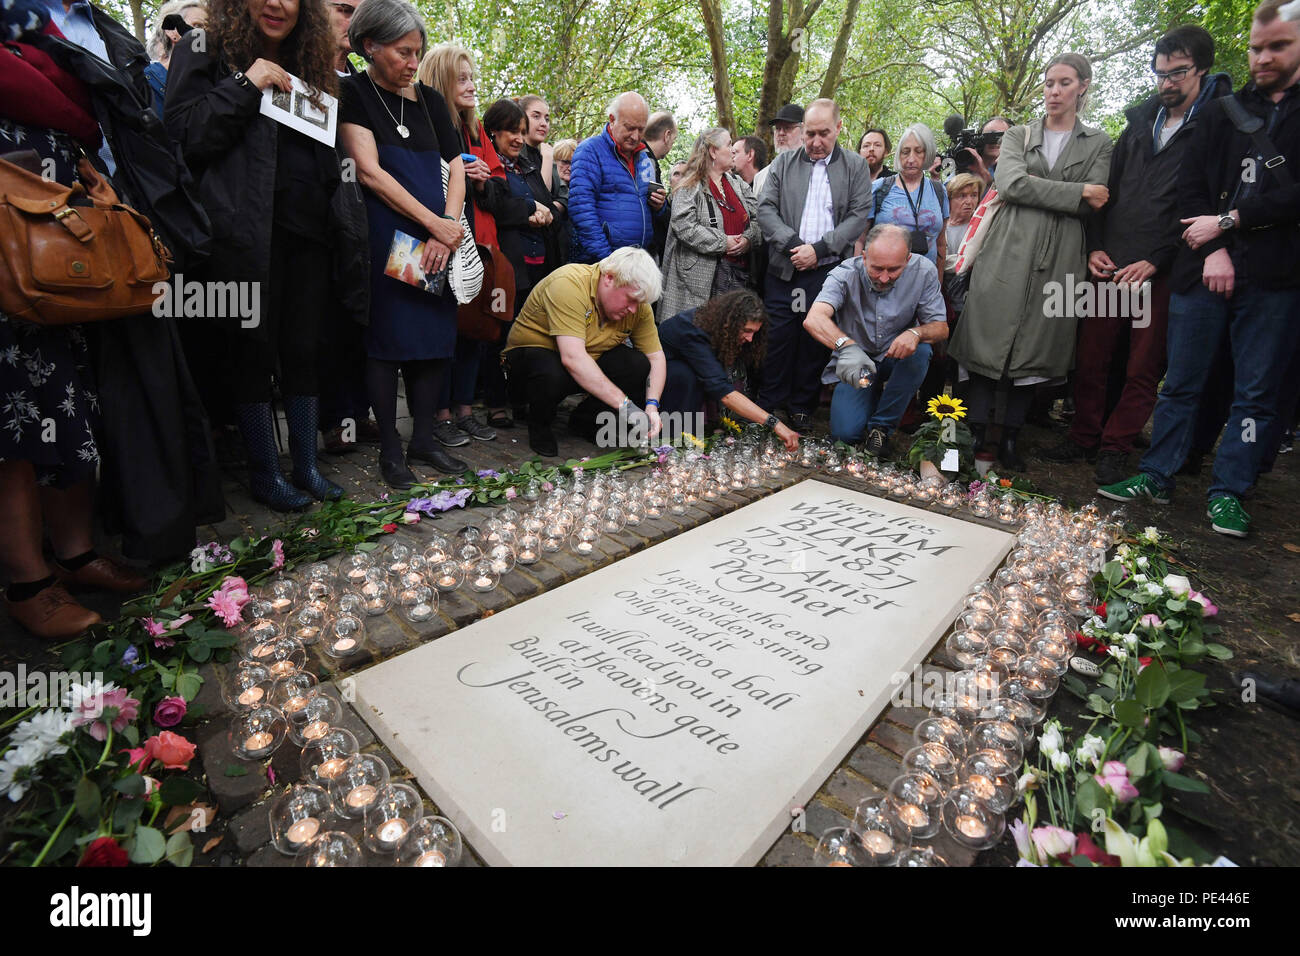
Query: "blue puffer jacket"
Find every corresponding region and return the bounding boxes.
[568,126,667,262]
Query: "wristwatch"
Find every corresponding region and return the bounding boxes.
[833,335,850,351]
[1218,213,1236,232]
[764,414,780,430]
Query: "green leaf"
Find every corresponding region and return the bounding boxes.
[1135,665,1170,709]
[1068,853,1096,867]
[113,796,146,829]
[1143,801,1163,822]
[164,830,194,867]
[113,774,146,796]
[91,639,114,667]
[1101,561,1123,587]
[122,724,139,747]
[1126,744,1149,778]
[224,764,249,777]
[1113,699,1146,728]
[175,671,203,701]
[186,642,212,663]
[205,631,239,648]
[74,777,101,823]
[1205,643,1233,661]
[1087,693,1113,716]
[128,825,166,864]
[184,619,208,639]
[159,777,202,806]
[1075,776,1107,823]
[1162,770,1210,794]
[1166,669,1207,703]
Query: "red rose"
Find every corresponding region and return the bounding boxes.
[78,836,129,867]
[1094,602,1107,619]
[1073,832,1122,867]
[382,523,397,533]
[1076,633,1109,655]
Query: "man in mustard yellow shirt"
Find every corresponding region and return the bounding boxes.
[505,248,667,456]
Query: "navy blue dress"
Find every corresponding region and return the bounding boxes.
[339,78,461,361]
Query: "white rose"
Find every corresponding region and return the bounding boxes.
[1050,750,1072,772]
[1133,573,1148,584]
[1142,526,1161,544]
[1163,573,1191,596]
[1136,556,1149,568]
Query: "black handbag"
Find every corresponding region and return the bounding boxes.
[705,183,752,295]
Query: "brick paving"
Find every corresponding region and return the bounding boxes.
[183,404,1011,867]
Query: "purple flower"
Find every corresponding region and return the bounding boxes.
[476,469,501,479]
[409,489,474,515]
[121,646,144,673]
[407,497,434,513]
[967,480,986,498]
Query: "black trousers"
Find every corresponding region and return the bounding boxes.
[506,345,649,440]
[759,264,835,416]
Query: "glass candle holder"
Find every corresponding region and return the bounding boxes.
[851,796,908,865]
[1029,637,1071,677]
[304,576,337,604]
[358,577,393,617]
[395,815,463,867]
[301,727,359,785]
[457,525,484,546]
[541,529,565,553]
[942,784,1006,850]
[570,524,600,557]
[270,783,333,855]
[957,609,995,634]
[939,483,966,510]
[230,705,288,761]
[272,671,319,719]
[642,492,665,519]
[945,629,988,669]
[363,782,424,853]
[598,505,626,534]
[297,831,362,867]
[968,719,1026,765]
[262,636,307,680]
[337,552,374,590]
[887,773,943,840]
[813,827,873,867]
[668,492,689,514]
[287,690,343,747]
[289,604,328,647]
[1014,657,1060,701]
[304,561,332,583]
[268,576,301,616]
[497,506,522,531]
[456,543,484,571]
[428,559,463,593]
[226,664,275,712]
[902,742,959,793]
[894,846,949,867]
[487,543,515,575]
[912,715,967,758]
[324,613,366,659]
[329,752,390,819]
[960,750,1018,813]
[238,624,284,664]
[399,584,438,623]
[468,559,499,593]
[515,533,541,565]
[968,490,995,518]
[422,535,453,566]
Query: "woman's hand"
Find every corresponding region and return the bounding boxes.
[427,216,464,249]
[774,421,800,452]
[1088,249,1117,280]
[1081,184,1109,210]
[528,202,554,226]
[246,59,291,92]
[421,237,452,275]
[463,155,491,183]
[726,235,749,256]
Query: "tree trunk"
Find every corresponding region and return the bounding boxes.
[699,0,735,135]
[818,0,862,99]
[130,0,147,45]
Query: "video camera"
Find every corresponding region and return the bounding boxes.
[940,114,1004,174]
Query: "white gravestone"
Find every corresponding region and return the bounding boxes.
[353,480,1014,865]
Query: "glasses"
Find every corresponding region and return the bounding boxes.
[1153,66,1192,85]
[330,2,358,15]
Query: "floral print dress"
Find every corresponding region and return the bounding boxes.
[0,119,101,487]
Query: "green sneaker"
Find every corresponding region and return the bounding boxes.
[1207,495,1250,537]
[1097,473,1170,504]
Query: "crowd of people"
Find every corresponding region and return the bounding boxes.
[2,0,1298,641]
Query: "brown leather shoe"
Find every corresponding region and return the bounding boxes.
[57,557,149,594]
[6,585,102,639]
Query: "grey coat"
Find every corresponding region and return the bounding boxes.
[948,118,1113,381]
[756,144,873,282]
[658,172,762,319]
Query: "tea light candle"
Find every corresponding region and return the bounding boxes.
[346,784,377,808]
[238,686,265,706]
[251,642,276,659]
[245,730,274,751]
[415,849,447,867]
[861,830,892,855]
[295,626,319,643]
[283,695,308,714]
[302,720,330,741]
[575,541,593,555]
[955,814,988,839]
[519,548,537,562]
[378,819,409,843]
[896,803,928,827]
[474,575,493,589]
[347,568,367,585]
[287,817,320,845]
[269,659,298,678]
[316,757,347,780]
[438,575,457,588]
[332,637,357,653]
[967,775,995,801]
[270,597,292,613]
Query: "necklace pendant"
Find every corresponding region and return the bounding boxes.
[397,124,410,139]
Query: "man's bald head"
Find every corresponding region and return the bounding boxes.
[863,224,911,292]
[802,98,843,161]
[607,91,649,153]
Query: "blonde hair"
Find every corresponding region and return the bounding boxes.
[553,138,579,163]
[418,44,477,142]
[946,172,983,201]
[1046,52,1094,112]
[599,247,662,303]
[678,127,730,192]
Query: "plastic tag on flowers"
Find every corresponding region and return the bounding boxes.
[941,449,959,472]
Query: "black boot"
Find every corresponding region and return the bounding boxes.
[407,443,468,474]
[236,403,312,512]
[998,426,1026,471]
[285,396,344,501]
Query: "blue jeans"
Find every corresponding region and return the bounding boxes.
[1140,284,1300,499]
[829,344,932,442]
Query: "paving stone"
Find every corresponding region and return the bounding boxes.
[434,589,482,628]
[759,832,816,867]
[191,661,230,720]
[366,614,414,656]
[847,740,905,789]
[497,570,542,601]
[198,720,273,814]
[246,843,297,868]
[404,613,451,643]
[803,797,855,837]
[922,827,978,867]
[546,550,596,581]
[462,582,516,614]
[868,719,915,758]
[228,797,275,854]
[886,705,930,729]
[516,561,564,591]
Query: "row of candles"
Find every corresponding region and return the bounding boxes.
[812,502,1114,866]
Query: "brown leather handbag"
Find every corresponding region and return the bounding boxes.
[456,242,515,341]
[0,155,171,324]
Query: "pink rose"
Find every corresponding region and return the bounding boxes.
[153,695,187,727]
[1187,590,1218,617]
[1100,761,1128,778]
[1095,762,1140,803]
[1139,613,1164,630]
[170,614,193,630]
[270,539,285,571]
[1031,826,1077,859]
[1158,747,1185,772]
[143,731,196,770]
[73,687,141,741]
[401,512,421,524]
[121,746,151,773]
[505,487,518,501]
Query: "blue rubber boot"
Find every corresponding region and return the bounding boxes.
[286,395,344,501]
[236,403,312,512]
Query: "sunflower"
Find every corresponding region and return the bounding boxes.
[927,395,967,420]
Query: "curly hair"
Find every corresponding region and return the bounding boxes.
[693,288,767,371]
[204,0,337,99]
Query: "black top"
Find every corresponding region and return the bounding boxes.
[274,123,331,238]
[659,310,739,401]
[339,75,461,157]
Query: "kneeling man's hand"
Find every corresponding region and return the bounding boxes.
[835,343,876,388]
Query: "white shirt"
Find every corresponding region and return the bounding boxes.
[1042,129,1071,170]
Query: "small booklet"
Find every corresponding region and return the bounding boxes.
[259,72,338,147]
[384,230,447,295]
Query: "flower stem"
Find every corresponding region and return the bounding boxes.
[31,804,76,867]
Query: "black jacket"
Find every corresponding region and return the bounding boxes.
[1089,73,1232,274]
[495,151,565,294]
[1171,79,1300,293]
[164,38,367,326]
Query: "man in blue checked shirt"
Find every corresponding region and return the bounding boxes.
[802,224,948,456]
